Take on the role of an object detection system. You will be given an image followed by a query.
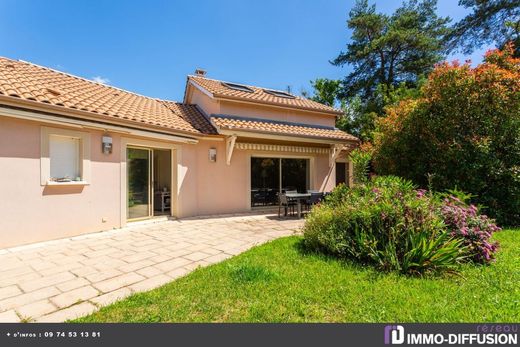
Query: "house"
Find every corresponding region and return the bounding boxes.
[0,58,358,248]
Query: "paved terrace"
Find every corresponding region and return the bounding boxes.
[0,213,303,322]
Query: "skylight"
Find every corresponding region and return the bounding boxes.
[263,89,296,99]
[221,82,254,93]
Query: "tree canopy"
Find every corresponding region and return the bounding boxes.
[448,0,520,55]
[373,44,520,225]
[309,0,519,143]
[308,78,341,107]
[332,0,450,99]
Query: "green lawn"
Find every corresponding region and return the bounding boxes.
[75,229,519,323]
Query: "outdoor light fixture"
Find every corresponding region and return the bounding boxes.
[209,147,217,162]
[102,135,113,154]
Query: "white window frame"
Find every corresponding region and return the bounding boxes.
[40,126,91,186]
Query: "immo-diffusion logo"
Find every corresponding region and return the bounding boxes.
[383,325,518,345]
[384,325,405,344]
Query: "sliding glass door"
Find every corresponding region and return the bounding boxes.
[282,158,309,193]
[127,147,151,220]
[250,157,309,207]
[251,158,280,207]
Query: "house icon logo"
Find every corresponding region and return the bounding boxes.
[384,325,405,344]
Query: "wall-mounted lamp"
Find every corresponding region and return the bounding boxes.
[102,135,113,155]
[209,147,217,162]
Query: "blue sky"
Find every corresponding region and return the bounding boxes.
[0,0,492,101]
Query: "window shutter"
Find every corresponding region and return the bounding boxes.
[49,135,80,180]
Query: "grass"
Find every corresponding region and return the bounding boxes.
[74,229,519,323]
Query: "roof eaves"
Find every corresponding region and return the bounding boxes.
[211,115,358,142]
[0,95,203,137]
[186,76,215,100]
[218,126,356,143]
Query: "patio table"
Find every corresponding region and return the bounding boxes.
[285,192,311,218]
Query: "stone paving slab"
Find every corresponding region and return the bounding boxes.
[0,213,303,322]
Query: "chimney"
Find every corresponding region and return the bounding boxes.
[194,68,207,77]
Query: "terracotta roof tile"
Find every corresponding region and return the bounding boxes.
[189,75,342,115]
[161,101,217,134]
[0,57,353,141]
[210,115,358,142]
[0,57,205,135]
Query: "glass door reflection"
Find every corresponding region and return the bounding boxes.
[127,147,151,220]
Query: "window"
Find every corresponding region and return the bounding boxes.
[40,127,91,185]
[250,157,310,207]
[263,89,296,99]
[221,82,254,93]
[49,135,80,181]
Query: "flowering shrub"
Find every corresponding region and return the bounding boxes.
[373,44,520,226]
[306,176,465,275]
[305,176,501,275]
[440,196,500,264]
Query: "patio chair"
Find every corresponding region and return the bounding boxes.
[304,192,324,211]
[278,193,296,217]
[266,189,278,206]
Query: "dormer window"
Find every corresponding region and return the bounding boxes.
[263,89,296,99]
[221,82,254,93]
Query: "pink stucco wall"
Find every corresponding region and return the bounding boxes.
[187,86,220,116]
[187,87,337,128]
[0,115,337,248]
[0,117,122,248]
[219,100,336,128]
[177,139,336,217]
[178,140,249,216]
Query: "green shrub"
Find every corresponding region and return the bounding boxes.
[322,183,350,207]
[303,176,467,275]
[349,147,372,184]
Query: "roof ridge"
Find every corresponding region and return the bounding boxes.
[7,57,156,101]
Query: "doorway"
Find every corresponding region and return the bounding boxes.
[336,162,347,186]
[127,147,171,221]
